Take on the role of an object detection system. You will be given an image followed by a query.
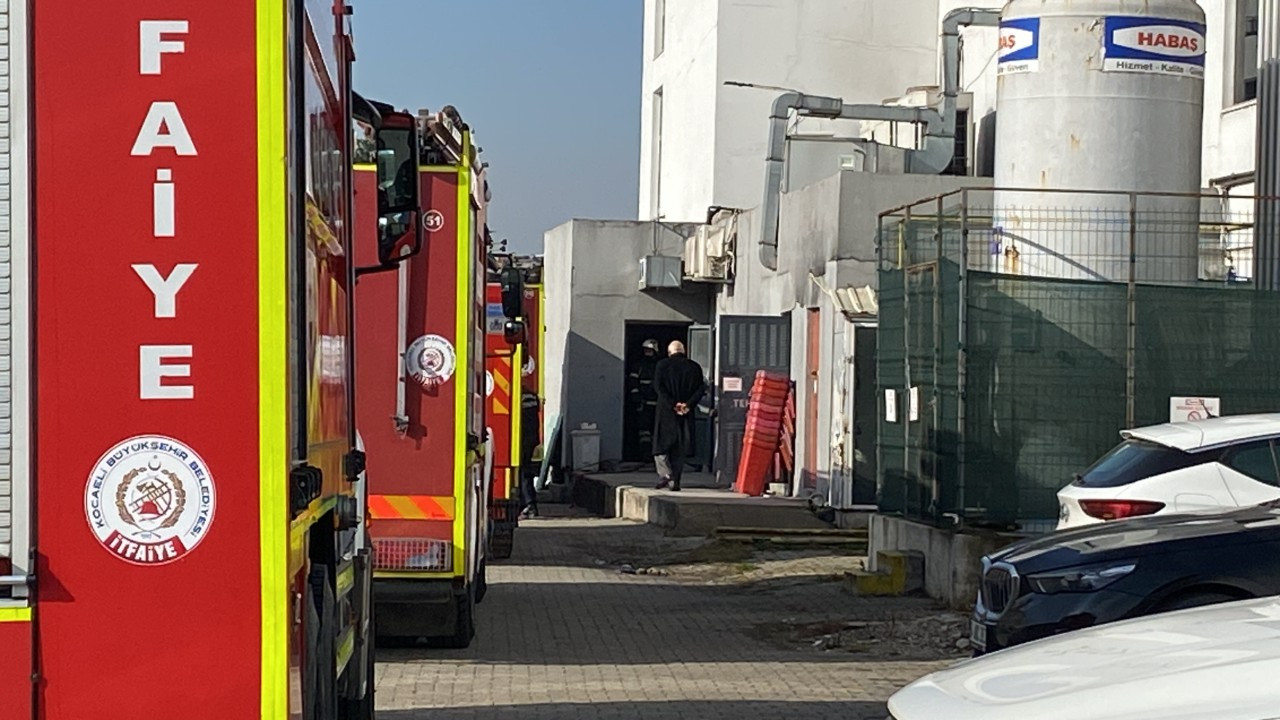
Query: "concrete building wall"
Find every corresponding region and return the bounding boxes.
[1198,0,1259,188]
[638,0,720,222]
[543,219,713,466]
[717,171,989,495]
[639,0,942,224]
[712,0,941,215]
[542,221,575,452]
[1200,0,1258,189]
[723,172,992,318]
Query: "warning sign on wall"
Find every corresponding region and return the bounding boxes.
[1169,396,1221,423]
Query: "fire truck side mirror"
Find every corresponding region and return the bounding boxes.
[374,110,423,266]
[377,209,422,265]
[499,265,524,318]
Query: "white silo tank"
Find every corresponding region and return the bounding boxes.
[992,0,1206,283]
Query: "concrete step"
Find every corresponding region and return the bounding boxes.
[573,472,833,537]
[843,550,925,596]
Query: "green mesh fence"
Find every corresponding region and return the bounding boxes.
[877,188,1279,531]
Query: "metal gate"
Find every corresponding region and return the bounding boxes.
[716,314,791,485]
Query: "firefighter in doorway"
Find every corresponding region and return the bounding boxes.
[627,338,660,459]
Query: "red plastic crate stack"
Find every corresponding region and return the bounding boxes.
[778,384,796,477]
[735,371,792,496]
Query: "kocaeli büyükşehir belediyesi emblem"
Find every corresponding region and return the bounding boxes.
[84,435,216,566]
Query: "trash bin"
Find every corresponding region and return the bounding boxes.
[569,422,600,472]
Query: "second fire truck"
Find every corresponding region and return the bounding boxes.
[354,107,491,647]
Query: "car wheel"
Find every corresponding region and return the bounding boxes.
[1154,590,1244,613]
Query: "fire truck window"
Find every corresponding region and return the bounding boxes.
[353,119,376,164]
[376,127,415,212]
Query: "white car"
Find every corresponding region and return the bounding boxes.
[1057,413,1280,530]
[888,596,1280,720]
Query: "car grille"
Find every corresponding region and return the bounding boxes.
[982,564,1018,614]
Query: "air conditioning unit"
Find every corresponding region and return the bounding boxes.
[639,255,683,290]
[683,224,733,282]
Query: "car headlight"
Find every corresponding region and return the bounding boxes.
[1027,562,1137,594]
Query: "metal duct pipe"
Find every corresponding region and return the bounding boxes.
[757,96,943,269]
[1256,0,1280,289]
[756,7,1000,269]
[758,93,841,270]
[911,7,1003,174]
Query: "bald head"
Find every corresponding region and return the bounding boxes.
[668,340,686,356]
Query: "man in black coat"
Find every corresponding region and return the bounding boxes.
[652,340,706,491]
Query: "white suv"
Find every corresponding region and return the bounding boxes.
[1057,413,1280,529]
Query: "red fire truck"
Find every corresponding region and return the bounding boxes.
[485,264,527,556]
[5,1,422,718]
[522,266,546,440]
[354,108,491,647]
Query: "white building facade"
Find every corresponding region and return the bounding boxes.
[637,0,943,223]
[640,0,1262,223]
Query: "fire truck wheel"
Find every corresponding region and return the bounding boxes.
[475,560,488,604]
[303,585,322,720]
[305,565,338,720]
[343,613,375,720]
[438,586,475,649]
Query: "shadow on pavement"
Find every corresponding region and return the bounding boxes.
[488,518,683,569]
[374,580,948,666]
[376,699,890,720]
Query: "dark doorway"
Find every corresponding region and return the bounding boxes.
[622,321,690,463]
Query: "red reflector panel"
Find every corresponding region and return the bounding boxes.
[372,538,452,572]
[1079,499,1166,521]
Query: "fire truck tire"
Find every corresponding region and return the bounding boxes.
[303,588,322,720]
[342,613,375,720]
[438,586,475,649]
[475,560,488,604]
[305,565,338,720]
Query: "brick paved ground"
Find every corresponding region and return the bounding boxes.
[375,508,951,719]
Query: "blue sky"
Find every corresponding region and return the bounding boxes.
[352,0,643,253]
